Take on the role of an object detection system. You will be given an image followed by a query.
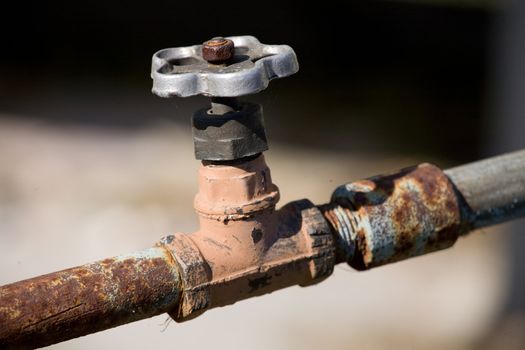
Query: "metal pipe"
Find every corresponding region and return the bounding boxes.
[444,149,525,230]
[0,247,182,349]
[321,150,525,270]
[1,150,524,348]
[321,163,463,269]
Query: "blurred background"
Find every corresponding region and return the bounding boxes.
[0,0,524,349]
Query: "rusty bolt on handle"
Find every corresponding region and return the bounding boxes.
[202,37,234,63]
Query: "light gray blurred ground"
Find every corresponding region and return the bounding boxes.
[0,116,513,349]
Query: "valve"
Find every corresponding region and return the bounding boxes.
[149,36,334,323]
[150,35,299,161]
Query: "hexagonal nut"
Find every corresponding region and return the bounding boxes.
[158,233,211,322]
[202,37,234,63]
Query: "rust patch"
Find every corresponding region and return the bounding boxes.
[327,163,462,269]
[202,37,234,64]
[0,248,181,349]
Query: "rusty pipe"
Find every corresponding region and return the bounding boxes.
[321,149,525,270]
[1,151,524,348]
[0,203,332,349]
[0,156,334,348]
[160,155,334,322]
[0,247,182,349]
[320,163,463,269]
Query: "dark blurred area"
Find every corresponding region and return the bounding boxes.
[0,0,491,160]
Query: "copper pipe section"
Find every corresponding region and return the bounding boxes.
[0,247,182,349]
[160,154,335,321]
[321,163,463,270]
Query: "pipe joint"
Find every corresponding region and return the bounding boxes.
[159,154,335,321]
[322,163,463,270]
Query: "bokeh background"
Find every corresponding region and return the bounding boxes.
[1,0,524,349]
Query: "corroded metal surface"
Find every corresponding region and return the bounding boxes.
[0,154,336,347]
[322,163,462,269]
[0,247,181,349]
[202,37,235,63]
[2,150,523,348]
[157,201,335,324]
[158,233,211,321]
[161,154,335,322]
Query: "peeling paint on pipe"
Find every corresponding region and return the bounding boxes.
[321,163,463,269]
[1,151,524,348]
[0,247,182,349]
[322,150,525,270]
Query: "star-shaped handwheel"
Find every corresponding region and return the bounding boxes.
[151,36,299,98]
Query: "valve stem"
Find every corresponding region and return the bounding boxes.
[210,97,239,115]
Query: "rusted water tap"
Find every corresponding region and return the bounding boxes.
[151,36,334,321]
[1,36,524,349]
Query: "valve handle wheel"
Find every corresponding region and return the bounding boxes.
[151,36,299,98]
